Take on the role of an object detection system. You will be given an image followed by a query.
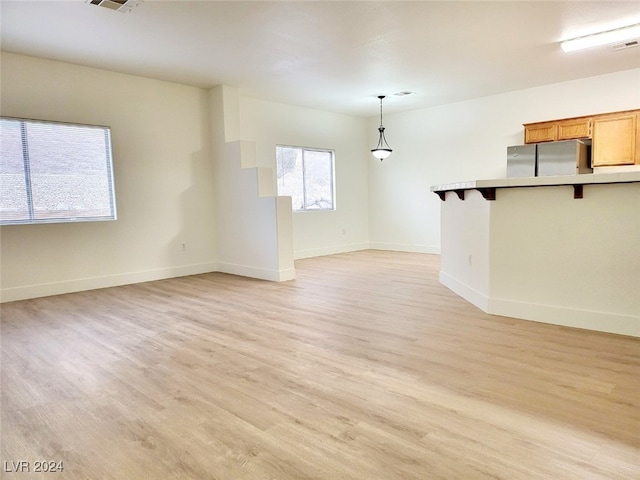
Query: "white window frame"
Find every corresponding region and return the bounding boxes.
[276,145,336,212]
[0,117,117,226]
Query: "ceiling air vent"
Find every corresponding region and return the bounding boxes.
[87,0,141,13]
[610,39,640,51]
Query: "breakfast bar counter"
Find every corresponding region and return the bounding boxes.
[430,171,640,337]
[431,171,640,201]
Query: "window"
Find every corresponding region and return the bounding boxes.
[276,145,335,211]
[0,117,117,225]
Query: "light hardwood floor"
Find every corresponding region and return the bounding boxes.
[1,250,639,479]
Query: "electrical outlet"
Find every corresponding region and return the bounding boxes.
[181,243,186,251]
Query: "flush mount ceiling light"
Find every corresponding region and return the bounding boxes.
[86,0,141,13]
[371,95,392,161]
[561,23,640,52]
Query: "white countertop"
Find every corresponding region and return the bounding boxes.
[430,171,640,192]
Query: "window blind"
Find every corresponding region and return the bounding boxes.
[0,118,117,225]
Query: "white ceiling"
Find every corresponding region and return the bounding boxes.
[1,1,640,117]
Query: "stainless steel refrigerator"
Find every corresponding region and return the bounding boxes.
[537,139,592,176]
[507,144,537,177]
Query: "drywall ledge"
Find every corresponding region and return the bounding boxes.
[210,86,295,282]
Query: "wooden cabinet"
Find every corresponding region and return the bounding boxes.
[523,109,640,166]
[592,112,637,166]
[558,117,592,140]
[524,122,556,143]
[524,116,592,143]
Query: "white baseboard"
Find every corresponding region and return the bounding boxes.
[294,242,370,260]
[439,271,490,312]
[0,262,218,303]
[277,268,296,281]
[439,271,639,338]
[369,242,441,254]
[216,262,295,282]
[488,297,640,338]
[294,243,440,260]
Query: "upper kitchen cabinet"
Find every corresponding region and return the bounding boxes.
[524,109,640,166]
[524,121,557,143]
[557,117,592,141]
[524,116,592,143]
[592,111,638,166]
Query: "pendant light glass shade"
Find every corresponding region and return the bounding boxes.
[371,95,392,160]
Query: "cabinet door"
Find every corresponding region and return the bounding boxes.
[558,117,592,140]
[524,122,557,144]
[592,113,638,166]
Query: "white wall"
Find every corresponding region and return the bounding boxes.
[369,68,640,253]
[439,190,490,311]
[210,86,295,281]
[239,97,370,259]
[0,54,367,301]
[489,183,639,336]
[0,53,217,301]
[2,51,638,306]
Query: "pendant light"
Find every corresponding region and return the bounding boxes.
[371,95,392,160]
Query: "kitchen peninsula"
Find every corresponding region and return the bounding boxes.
[431,171,640,337]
